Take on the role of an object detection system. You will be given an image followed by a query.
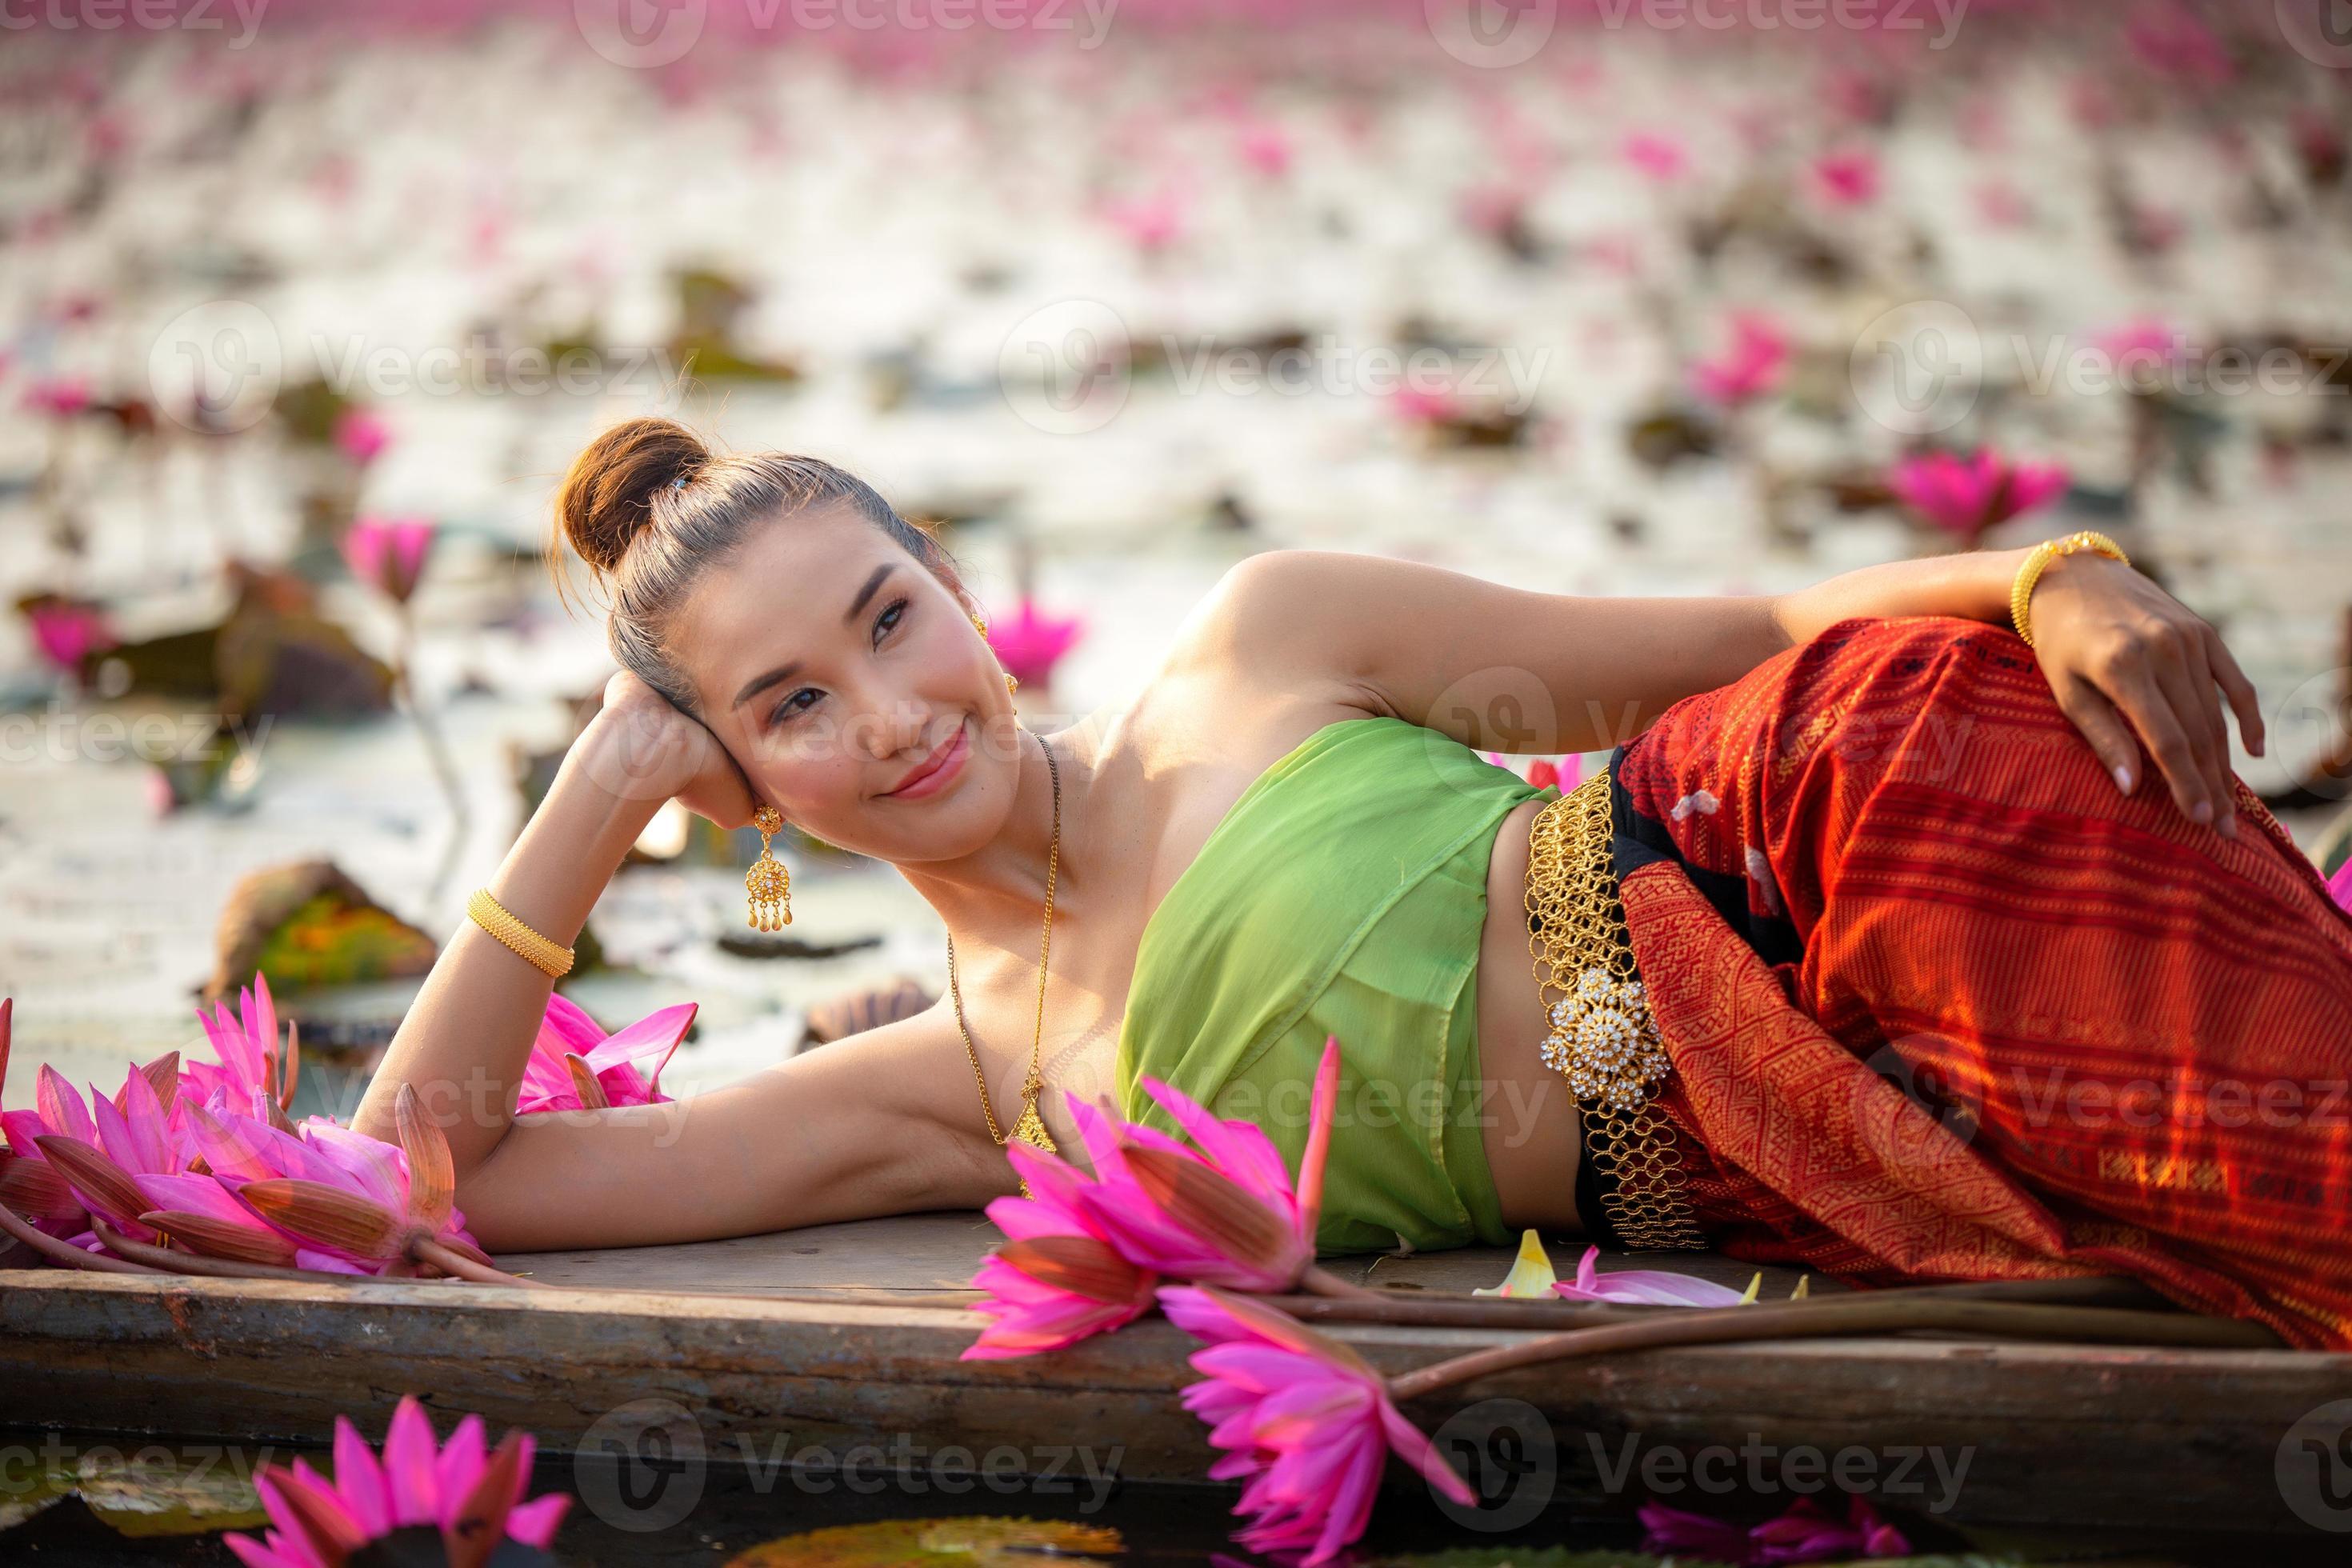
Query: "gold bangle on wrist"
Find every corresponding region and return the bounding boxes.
[466,887,574,978]
[2010,530,2130,650]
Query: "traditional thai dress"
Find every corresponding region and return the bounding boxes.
[1114,615,2352,1348]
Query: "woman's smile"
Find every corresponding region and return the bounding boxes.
[882,716,970,800]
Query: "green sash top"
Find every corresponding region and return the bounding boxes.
[1112,716,1562,1254]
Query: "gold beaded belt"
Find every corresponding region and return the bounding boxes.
[1523,770,1708,1251]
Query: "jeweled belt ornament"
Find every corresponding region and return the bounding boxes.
[1523,770,1708,1251]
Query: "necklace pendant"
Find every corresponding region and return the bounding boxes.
[1009,1098,1058,1159]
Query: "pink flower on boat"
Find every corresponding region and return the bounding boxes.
[962,1138,1158,1360]
[332,406,390,465]
[0,999,92,1242]
[187,970,298,1119]
[1073,1034,1341,1293]
[982,598,1086,694]
[1641,1493,1911,1565]
[1553,1244,1757,1307]
[342,515,435,604]
[1159,1283,1474,1566]
[515,994,694,1114]
[1810,149,1882,207]
[224,1394,568,1568]
[1692,314,1790,407]
[1622,132,1689,182]
[227,1092,490,1274]
[25,1058,193,1246]
[1890,450,2069,542]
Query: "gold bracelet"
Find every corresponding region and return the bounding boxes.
[2010,530,2130,650]
[466,888,574,978]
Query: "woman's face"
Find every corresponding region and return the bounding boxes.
[666,506,1022,860]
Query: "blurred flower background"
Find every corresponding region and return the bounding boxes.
[4,0,2351,1110]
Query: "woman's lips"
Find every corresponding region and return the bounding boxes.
[885,720,970,799]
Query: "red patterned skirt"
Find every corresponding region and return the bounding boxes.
[1610,614,2352,1348]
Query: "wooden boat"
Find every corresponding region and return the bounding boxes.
[4,1217,2347,1541]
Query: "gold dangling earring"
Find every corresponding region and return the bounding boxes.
[746,804,791,930]
[974,612,1018,695]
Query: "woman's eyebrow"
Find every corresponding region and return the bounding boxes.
[730,564,898,710]
[842,563,894,626]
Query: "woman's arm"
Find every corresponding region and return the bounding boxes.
[349,678,992,1252]
[1206,546,2264,831]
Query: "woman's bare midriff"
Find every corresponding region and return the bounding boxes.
[1476,793,1586,1233]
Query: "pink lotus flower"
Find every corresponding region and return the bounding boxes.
[1553,1244,1758,1306]
[1078,1034,1339,1292]
[1160,1283,1474,1566]
[1810,149,1882,207]
[515,994,693,1114]
[332,406,390,465]
[342,516,435,604]
[1622,132,1689,182]
[1102,189,1186,252]
[1479,752,1579,791]
[187,970,298,1120]
[982,598,1086,694]
[22,376,91,418]
[2091,319,2188,393]
[1391,383,1463,425]
[229,1090,490,1275]
[1890,450,2069,542]
[22,598,114,674]
[0,999,90,1242]
[1641,1493,1911,1565]
[1236,122,1292,178]
[2128,3,2232,89]
[26,1059,193,1246]
[2327,858,2351,919]
[224,1394,568,1568]
[1692,313,1790,407]
[962,1139,1158,1360]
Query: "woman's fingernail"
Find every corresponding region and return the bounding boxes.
[2193,800,2214,824]
[2114,765,2134,793]
[2220,812,2238,839]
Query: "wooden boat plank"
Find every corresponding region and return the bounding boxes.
[490,1219,1824,1299]
[3,1255,2343,1535]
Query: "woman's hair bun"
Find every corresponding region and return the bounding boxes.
[554,415,710,575]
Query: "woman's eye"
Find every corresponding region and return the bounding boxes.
[875,598,907,643]
[770,689,819,726]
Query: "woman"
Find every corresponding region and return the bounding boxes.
[354,417,2352,1348]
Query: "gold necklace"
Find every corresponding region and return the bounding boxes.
[946,726,1061,1197]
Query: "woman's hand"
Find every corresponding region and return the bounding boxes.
[2025,552,2266,836]
[582,669,761,830]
